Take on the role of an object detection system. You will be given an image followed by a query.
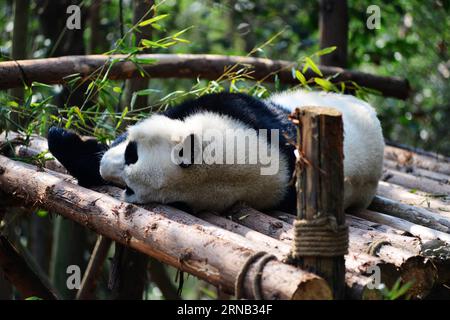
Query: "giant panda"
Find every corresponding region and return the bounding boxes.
[48,89,385,213]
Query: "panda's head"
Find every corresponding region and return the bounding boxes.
[100,114,193,202]
[100,113,289,212]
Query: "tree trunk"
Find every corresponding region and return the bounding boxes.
[319,0,348,67]
[9,0,30,128]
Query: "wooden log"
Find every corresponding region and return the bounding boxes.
[347,215,448,287]
[384,145,450,175]
[274,210,449,289]
[382,169,450,196]
[0,155,331,300]
[382,168,450,195]
[386,140,450,163]
[0,236,58,300]
[369,196,450,233]
[289,107,347,299]
[199,211,382,300]
[0,54,410,99]
[235,206,401,289]
[345,273,383,300]
[376,181,450,215]
[384,159,450,184]
[197,212,291,257]
[353,209,450,243]
[238,207,437,298]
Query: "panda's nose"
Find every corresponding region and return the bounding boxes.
[125,185,135,196]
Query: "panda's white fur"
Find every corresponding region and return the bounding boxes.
[267,90,385,209]
[100,89,384,212]
[101,113,290,212]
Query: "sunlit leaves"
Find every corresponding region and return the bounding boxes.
[138,14,170,27]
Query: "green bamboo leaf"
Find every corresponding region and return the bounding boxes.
[151,23,163,31]
[305,57,323,77]
[141,39,167,48]
[295,70,308,86]
[115,107,129,130]
[314,78,336,91]
[73,107,86,125]
[174,37,190,43]
[315,46,337,57]
[138,14,169,27]
[172,27,194,38]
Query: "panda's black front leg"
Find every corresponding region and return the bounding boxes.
[48,127,108,187]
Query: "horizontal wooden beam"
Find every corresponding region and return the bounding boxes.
[0,54,410,99]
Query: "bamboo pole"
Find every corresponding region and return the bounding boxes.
[0,155,331,300]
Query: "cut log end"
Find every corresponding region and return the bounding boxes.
[299,106,342,117]
[291,277,333,300]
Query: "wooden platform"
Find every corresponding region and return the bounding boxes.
[0,132,449,299]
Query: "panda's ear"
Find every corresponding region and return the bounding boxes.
[174,133,202,168]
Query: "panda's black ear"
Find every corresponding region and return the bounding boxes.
[177,133,201,168]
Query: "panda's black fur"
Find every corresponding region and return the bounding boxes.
[48,92,297,212]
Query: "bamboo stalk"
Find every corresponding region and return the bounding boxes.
[0,155,331,300]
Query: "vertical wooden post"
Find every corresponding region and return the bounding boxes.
[290,107,347,299]
[319,0,348,67]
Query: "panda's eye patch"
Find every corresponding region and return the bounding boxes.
[124,141,138,165]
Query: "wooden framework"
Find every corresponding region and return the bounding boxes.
[0,129,449,300]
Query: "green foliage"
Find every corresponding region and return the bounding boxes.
[25,296,43,300]
[381,279,414,300]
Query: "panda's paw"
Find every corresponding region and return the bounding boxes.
[47,126,107,187]
[48,127,84,155]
